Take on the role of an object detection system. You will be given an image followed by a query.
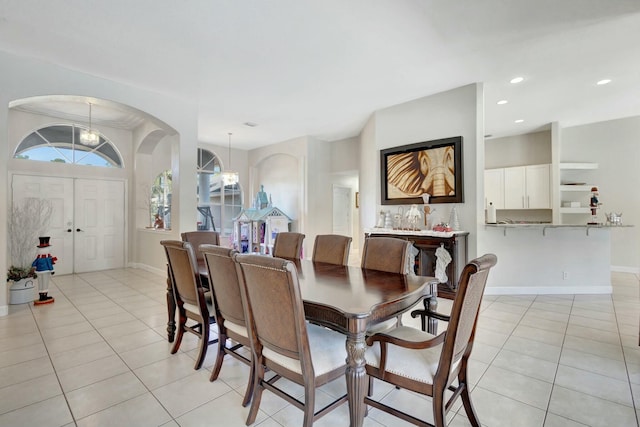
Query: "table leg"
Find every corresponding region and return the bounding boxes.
[166,267,176,343]
[345,331,367,427]
[426,294,438,335]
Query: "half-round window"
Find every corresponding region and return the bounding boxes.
[14,124,123,168]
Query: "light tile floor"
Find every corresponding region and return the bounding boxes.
[1,268,639,426]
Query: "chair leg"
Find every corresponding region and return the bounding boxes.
[432,387,446,427]
[171,307,186,354]
[241,359,255,407]
[459,369,481,427]
[193,320,210,370]
[209,332,227,382]
[246,362,265,425]
[303,386,314,427]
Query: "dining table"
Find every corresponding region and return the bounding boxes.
[165,259,439,427]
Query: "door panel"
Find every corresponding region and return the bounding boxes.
[74,179,125,273]
[12,175,74,275]
[332,186,352,236]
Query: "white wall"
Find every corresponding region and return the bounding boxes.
[561,116,640,271]
[360,84,483,258]
[485,130,551,169]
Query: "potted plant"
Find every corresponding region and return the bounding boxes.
[7,198,52,304]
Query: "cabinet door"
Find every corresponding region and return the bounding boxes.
[484,169,504,209]
[526,164,550,208]
[504,166,525,209]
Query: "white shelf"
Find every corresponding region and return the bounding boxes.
[560,185,596,192]
[559,162,598,170]
[560,207,591,214]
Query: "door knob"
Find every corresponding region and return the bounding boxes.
[67,229,72,232]
[76,228,83,232]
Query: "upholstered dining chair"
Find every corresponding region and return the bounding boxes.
[312,234,352,265]
[361,236,413,333]
[161,240,217,370]
[200,244,254,407]
[181,230,220,265]
[271,232,305,260]
[361,236,412,273]
[363,253,497,427]
[234,253,348,427]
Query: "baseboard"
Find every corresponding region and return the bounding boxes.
[611,265,640,274]
[484,285,613,295]
[128,262,165,277]
[0,305,8,317]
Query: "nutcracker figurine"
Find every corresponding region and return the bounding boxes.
[32,237,57,305]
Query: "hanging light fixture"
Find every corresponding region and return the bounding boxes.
[221,132,239,186]
[79,102,100,146]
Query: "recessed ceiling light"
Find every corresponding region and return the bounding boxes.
[510,77,524,84]
[596,79,611,85]
[514,119,524,123]
[497,100,508,105]
[243,122,258,127]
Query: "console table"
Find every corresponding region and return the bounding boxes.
[364,229,469,299]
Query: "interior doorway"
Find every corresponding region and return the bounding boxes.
[332,185,352,237]
[11,175,126,275]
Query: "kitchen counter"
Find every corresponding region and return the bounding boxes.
[485,223,633,236]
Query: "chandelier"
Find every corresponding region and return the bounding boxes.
[79,102,100,146]
[221,132,239,186]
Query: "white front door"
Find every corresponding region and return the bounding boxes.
[11,175,125,274]
[332,185,352,236]
[74,179,125,273]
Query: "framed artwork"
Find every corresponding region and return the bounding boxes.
[380,136,463,205]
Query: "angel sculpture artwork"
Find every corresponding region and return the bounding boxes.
[405,204,422,230]
[435,244,452,284]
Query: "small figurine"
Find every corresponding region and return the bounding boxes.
[154,214,165,229]
[405,204,422,230]
[32,237,56,305]
[589,186,601,224]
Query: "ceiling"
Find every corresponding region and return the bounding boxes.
[1,0,639,150]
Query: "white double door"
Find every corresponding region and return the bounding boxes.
[11,175,125,275]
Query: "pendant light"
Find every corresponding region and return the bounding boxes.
[221,132,239,186]
[79,102,100,146]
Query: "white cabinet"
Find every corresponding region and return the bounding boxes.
[503,164,550,209]
[484,168,504,209]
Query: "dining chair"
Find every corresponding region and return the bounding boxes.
[200,244,254,407]
[361,236,412,273]
[363,253,497,427]
[312,234,352,265]
[234,253,348,427]
[361,236,413,333]
[161,240,217,370]
[271,232,305,259]
[181,230,220,265]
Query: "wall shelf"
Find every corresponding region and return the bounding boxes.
[560,185,595,192]
[560,207,591,214]
[559,162,598,170]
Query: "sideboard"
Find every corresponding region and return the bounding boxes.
[364,229,469,300]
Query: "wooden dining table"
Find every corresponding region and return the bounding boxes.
[165,259,439,427]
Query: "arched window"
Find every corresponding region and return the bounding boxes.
[197,148,242,235]
[14,124,123,167]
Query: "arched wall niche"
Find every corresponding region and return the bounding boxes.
[252,152,301,231]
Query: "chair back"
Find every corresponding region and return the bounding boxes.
[272,232,305,260]
[438,253,497,380]
[312,234,352,265]
[200,244,245,328]
[181,231,220,263]
[235,254,312,375]
[361,237,412,273]
[161,240,202,307]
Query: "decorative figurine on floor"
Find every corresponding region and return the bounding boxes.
[588,186,602,225]
[32,237,57,305]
